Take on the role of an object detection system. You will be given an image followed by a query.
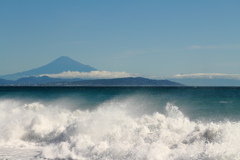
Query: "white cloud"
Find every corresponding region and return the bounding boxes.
[187,44,240,50]
[39,71,139,79]
[187,45,217,49]
[172,73,240,80]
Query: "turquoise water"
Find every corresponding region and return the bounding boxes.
[0,87,240,159]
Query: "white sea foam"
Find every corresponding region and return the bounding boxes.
[0,98,240,160]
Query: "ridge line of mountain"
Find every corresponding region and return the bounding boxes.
[0,76,183,86]
[0,56,97,80]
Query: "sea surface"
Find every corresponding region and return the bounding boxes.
[0,86,240,160]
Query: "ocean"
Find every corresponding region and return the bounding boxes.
[0,86,240,160]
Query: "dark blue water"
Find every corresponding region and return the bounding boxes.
[1,86,240,121]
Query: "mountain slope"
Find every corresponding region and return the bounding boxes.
[0,76,83,86]
[47,77,183,86]
[0,56,97,80]
[0,78,13,85]
[0,77,183,86]
[14,76,82,85]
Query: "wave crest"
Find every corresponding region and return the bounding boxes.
[0,99,240,159]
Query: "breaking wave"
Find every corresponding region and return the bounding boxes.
[0,98,240,160]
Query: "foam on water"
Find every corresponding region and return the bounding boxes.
[0,98,240,160]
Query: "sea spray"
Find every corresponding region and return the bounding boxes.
[0,98,240,159]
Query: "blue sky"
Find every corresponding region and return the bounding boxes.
[1,0,240,79]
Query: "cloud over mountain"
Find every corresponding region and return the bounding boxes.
[172,73,240,80]
[187,44,240,50]
[39,71,139,79]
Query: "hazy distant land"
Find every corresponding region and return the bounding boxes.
[0,56,182,86]
[1,56,239,86]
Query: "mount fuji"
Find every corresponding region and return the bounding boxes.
[0,56,97,80]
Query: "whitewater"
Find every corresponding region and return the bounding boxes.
[0,87,240,160]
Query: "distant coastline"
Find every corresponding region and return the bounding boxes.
[0,77,183,86]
